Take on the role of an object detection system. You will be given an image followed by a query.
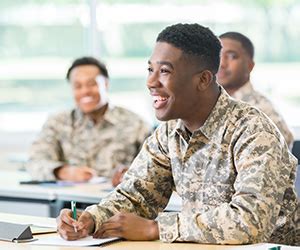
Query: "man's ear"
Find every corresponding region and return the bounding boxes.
[196,70,213,91]
[248,59,255,73]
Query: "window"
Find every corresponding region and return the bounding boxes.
[0,0,299,169]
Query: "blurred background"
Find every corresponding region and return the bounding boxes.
[0,0,300,170]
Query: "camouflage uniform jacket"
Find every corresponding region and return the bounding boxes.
[232,81,294,148]
[26,105,151,180]
[86,88,298,245]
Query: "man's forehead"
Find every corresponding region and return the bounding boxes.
[155,42,183,56]
[70,73,99,84]
[221,38,245,52]
[71,65,100,75]
[149,42,183,64]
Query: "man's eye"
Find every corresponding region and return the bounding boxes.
[73,85,81,89]
[147,67,153,73]
[228,53,238,60]
[160,68,170,73]
[87,81,97,87]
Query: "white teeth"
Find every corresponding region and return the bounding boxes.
[80,96,94,104]
[153,96,168,102]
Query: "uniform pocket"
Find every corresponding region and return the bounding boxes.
[184,182,235,207]
[201,182,235,206]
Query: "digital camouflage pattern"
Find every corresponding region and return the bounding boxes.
[26,105,151,180]
[232,81,294,148]
[86,88,299,245]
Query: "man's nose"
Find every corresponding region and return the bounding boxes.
[146,71,160,89]
[219,56,227,68]
[81,84,93,94]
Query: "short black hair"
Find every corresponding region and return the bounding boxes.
[156,23,222,74]
[66,56,109,80]
[219,32,254,59]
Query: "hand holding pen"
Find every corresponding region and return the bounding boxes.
[56,203,95,241]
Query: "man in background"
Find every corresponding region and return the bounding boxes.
[26,57,151,186]
[57,24,298,245]
[217,32,294,148]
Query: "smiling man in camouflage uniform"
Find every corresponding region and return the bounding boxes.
[57,24,299,245]
[26,57,151,186]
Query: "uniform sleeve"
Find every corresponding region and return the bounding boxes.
[26,116,65,180]
[86,123,174,233]
[256,97,294,148]
[265,110,294,149]
[157,125,297,244]
[135,119,152,153]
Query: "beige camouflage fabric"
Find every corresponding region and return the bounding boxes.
[26,105,151,180]
[232,81,294,148]
[86,88,299,245]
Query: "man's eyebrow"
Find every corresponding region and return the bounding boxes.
[223,49,237,54]
[147,60,174,69]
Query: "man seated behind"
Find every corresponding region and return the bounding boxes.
[26,57,151,186]
[217,31,294,148]
[57,24,298,245]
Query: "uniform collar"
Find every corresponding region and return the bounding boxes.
[172,120,191,142]
[172,86,235,141]
[232,81,253,100]
[102,104,118,125]
[198,87,233,140]
[74,103,118,127]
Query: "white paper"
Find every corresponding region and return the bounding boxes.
[231,243,299,250]
[30,235,119,247]
[88,176,108,184]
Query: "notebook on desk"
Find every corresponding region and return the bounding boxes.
[29,235,121,247]
[30,225,57,235]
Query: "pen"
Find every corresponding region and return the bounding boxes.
[19,180,57,185]
[71,200,77,232]
[268,246,281,250]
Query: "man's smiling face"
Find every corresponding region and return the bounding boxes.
[147,42,200,122]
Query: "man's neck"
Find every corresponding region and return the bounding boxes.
[86,104,108,124]
[183,85,221,132]
[225,87,238,96]
[225,79,249,96]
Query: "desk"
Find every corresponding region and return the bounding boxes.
[0,213,293,250]
[0,170,113,217]
[0,170,182,217]
[0,240,253,250]
[0,241,246,250]
[0,170,57,217]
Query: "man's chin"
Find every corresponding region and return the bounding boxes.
[218,80,231,88]
[80,107,99,114]
[155,111,171,122]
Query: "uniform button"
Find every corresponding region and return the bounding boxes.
[166,232,173,240]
